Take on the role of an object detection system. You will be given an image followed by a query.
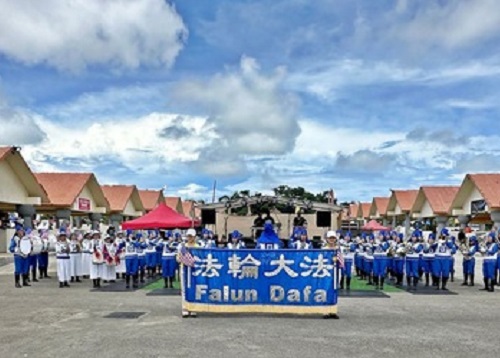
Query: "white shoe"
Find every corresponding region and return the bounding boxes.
[182,311,189,318]
[189,312,197,318]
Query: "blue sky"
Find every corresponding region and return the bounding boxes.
[1,0,500,202]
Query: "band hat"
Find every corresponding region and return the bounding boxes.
[186,228,197,237]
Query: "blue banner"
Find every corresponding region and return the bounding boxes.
[182,249,339,315]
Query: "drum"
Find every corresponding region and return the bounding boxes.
[32,237,43,255]
[20,238,32,257]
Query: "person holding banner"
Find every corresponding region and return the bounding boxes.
[178,228,199,318]
[256,222,282,250]
[55,228,71,288]
[293,228,311,249]
[227,230,245,249]
[9,224,30,288]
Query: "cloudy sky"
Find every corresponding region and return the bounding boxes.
[1,0,500,202]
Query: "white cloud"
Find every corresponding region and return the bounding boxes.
[22,112,215,173]
[394,0,500,50]
[175,183,211,201]
[174,56,301,174]
[0,96,46,145]
[0,0,187,72]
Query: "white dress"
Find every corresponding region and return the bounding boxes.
[90,239,104,280]
[81,239,92,276]
[103,243,117,281]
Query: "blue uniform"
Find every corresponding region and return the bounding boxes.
[482,243,498,280]
[405,242,423,278]
[373,241,389,278]
[462,245,477,275]
[161,240,178,279]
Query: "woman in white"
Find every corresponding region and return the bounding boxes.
[69,233,83,283]
[55,229,71,288]
[115,231,126,279]
[90,230,104,288]
[81,232,92,278]
[103,236,117,283]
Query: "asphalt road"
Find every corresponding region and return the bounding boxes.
[0,257,498,358]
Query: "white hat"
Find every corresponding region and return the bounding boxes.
[326,230,337,238]
[186,228,197,237]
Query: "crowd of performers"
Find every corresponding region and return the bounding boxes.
[334,228,500,292]
[9,220,500,294]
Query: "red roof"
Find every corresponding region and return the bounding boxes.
[349,203,358,219]
[165,197,182,212]
[182,200,194,217]
[421,186,460,215]
[138,190,163,211]
[0,147,12,161]
[122,202,199,229]
[468,174,500,209]
[359,203,371,218]
[35,173,94,207]
[373,197,390,216]
[392,190,419,212]
[101,185,135,212]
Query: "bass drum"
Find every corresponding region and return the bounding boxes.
[20,238,32,257]
[31,237,43,255]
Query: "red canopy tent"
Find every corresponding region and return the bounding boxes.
[362,220,389,231]
[122,202,200,229]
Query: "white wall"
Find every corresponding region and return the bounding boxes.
[0,160,30,205]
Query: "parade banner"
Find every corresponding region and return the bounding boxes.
[182,249,339,315]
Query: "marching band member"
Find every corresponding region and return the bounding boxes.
[364,234,374,285]
[55,228,71,288]
[81,233,92,279]
[392,233,406,287]
[256,222,282,249]
[354,235,364,279]
[422,233,437,287]
[293,228,311,249]
[480,233,498,292]
[69,233,83,283]
[38,230,51,279]
[227,230,245,249]
[115,231,126,279]
[137,233,147,284]
[203,229,217,248]
[434,229,456,290]
[145,231,158,279]
[373,233,390,290]
[461,236,478,287]
[90,230,105,288]
[406,231,424,290]
[103,235,118,283]
[161,233,178,289]
[450,236,458,282]
[9,224,30,288]
[340,232,356,290]
[122,234,141,289]
[28,228,41,283]
[177,228,200,318]
[155,230,165,276]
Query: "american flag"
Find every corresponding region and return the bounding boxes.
[336,249,345,269]
[179,245,195,267]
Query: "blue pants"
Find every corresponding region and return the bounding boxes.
[38,252,49,268]
[162,258,178,278]
[373,257,388,277]
[393,258,404,275]
[156,251,162,267]
[14,256,30,275]
[483,260,496,279]
[463,258,475,275]
[422,259,434,274]
[364,259,373,275]
[125,257,139,275]
[138,256,146,270]
[341,260,353,279]
[29,255,38,270]
[406,258,419,278]
[435,256,452,278]
[355,255,362,271]
[146,252,156,268]
[387,257,394,272]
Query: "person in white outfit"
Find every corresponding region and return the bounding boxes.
[69,233,83,283]
[103,236,117,283]
[90,231,104,288]
[115,231,126,279]
[81,232,92,278]
[55,229,71,288]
